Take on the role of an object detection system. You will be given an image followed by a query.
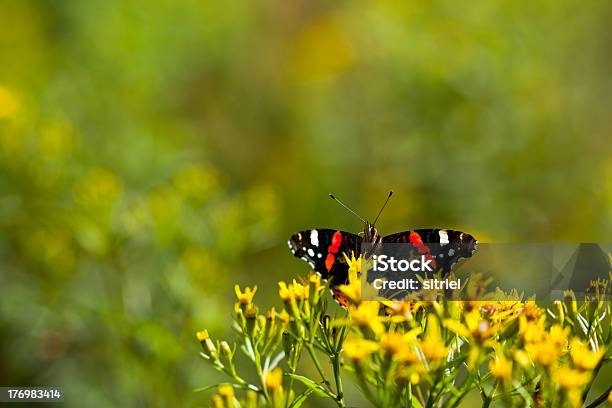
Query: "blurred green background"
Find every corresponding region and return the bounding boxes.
[0,0,611,406]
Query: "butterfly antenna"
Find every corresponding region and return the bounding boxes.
[329,194,366,223]
[373,190,393,225]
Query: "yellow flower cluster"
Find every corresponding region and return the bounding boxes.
[197,256,610,408]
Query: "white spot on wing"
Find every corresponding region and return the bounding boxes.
[307,248,315,257]
[439,230,449,245]
[448,248,455,257]
[310,230,319,247]
[317,253,322,258]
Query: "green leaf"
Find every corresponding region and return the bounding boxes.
[193,383,226,393]
[288,388,316,408]
[285,373,334,399]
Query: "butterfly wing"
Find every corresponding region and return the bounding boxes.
[288,229,362,286]
[381,229,478,275]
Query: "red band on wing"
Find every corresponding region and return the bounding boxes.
[409,231,437,269]
[325,231,343,271]
[325,253,335,271]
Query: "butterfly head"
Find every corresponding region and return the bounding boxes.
[363,221,382,244]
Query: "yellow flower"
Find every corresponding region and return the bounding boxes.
[217,384,235,408]
[380,329,420,357]
[519,315,547,344]
[444,309,497,343]
[278,282,293,301]
[490,355,513,384]
[278,280,309,301]
[519,301,544,322]
[513,349,532,368]
[552,366,591,390]
[291,280,309,300]
[521,323,570,368]
[234,285,257,304]
[569,339,605,370]
[197,330,217,356]
[350,302,384,335]
[420,315,448,367]
[265,368,283,390]
[608,389,612,403]
[381,300,421,319]
[336,253,362,305]
[211,395,223,408]
[278,310,290,323]
[344,338,379,361]
[547,324,570,350]
[308,273,325,304]
[196,330,209,342]
[278,281,306,318]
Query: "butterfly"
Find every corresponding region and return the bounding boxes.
[287,192,478,306]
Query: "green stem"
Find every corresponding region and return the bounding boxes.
[331,352,345,407]
[481,380,497,408]
[253,353,270,402]
[305,343,331,389]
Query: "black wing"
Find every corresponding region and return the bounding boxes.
[288,229,362,286]
[381,229,478,275]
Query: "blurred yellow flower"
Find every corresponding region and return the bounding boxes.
[292,15,354,81]
[380,330,419,357]
[490,354,513,384]
[344,339,379,361]
[234,285,257,305]
[0,86,19,118]
[444,309,497,343]
[420,315,448,366]
[196,330,209,342]
[278,310,290,323]
[569,339,605,370]
[522,323,569,368]
[265,368,283,390]
[211,395,223,408]
[173,164,218,200]
[552,366,591,390]
[217,384,235,408]
[350,302,384,335]
[382,300,421,320]
[513,349,532,368]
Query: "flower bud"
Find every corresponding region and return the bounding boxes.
[282,331,293,358]
[309,274,322,305]
[245,303,259,337]
[220,341,233,361]
[553,300,564,324]
[263,308,277,344]
[197,330,218,359]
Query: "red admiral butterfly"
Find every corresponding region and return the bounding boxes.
[288,192,478,305]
